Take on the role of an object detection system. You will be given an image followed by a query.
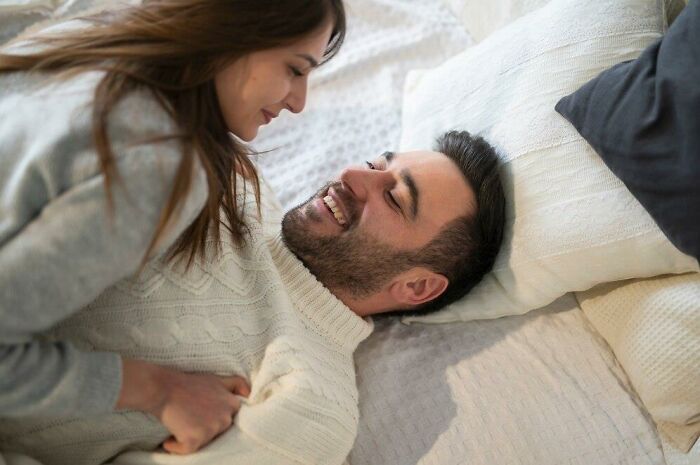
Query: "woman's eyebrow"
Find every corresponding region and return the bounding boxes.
[296,53,319,68]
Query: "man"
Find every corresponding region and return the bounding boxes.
[0,131,505,465]
[282,130,505,318]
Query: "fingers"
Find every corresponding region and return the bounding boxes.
[151,369,250,455]
[219,375,251,397]
[162,437,190,455]
[163,437,214,455]
[162,414,234,455]
[227,394,242,412]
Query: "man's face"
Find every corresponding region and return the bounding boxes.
[281,150,476,299]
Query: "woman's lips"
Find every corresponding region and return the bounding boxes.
[261,110,275,124]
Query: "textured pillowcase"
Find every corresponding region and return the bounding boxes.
[399,0,699,324]
[576,273,700,453]
[438,0,687,42]
[438,0,550,42]
[555,0,700,260]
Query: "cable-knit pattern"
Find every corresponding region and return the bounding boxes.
[0,178,372,465]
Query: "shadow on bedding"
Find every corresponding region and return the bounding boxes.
[350,307,534,465]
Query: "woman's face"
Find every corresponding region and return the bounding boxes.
[215,22,334,141]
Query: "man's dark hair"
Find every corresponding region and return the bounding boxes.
[399,130,506,317]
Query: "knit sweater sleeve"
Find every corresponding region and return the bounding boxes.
[109,384,358,465]
[0,84,207,418]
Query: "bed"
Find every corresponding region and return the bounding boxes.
[1,1,698,464]
[252,1,700,464]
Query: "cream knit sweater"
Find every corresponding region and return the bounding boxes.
[0,179,373,465]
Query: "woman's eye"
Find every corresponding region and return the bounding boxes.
[365,161,376,170]
[289,66,303,77]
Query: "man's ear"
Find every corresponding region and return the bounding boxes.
[388,268,448,307]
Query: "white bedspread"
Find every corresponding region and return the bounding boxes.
[254,0,470,210]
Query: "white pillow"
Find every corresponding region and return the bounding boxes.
[440,0,688,42]
[439,0,550,42]
[400,0,699,324]
[576,273,700,453]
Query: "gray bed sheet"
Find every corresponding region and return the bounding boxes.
[350,295,666,465]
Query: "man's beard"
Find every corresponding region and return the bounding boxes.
[281,182,416,297]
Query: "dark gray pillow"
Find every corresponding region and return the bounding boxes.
[555,0,700,260]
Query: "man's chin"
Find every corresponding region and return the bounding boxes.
[282,208,316,252]
[283,222,336,245]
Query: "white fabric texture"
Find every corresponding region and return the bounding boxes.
[0,178,373,465]
[662,434,700,465]
[0,1,53,45]
[0,1,678,464]
[576,273,700,453]
[439,0,550,42]
[252,1,670,463]
[0,0,122,45]
[438,0,688,42]
[349,295,667,465]
[253,0,470,211]
[399,0,700,324]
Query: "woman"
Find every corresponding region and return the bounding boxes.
[0,0,345,454]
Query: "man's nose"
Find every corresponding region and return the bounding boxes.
[339,165,395,201]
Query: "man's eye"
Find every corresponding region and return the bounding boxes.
[365,161,376,170]
[387,191,401,212]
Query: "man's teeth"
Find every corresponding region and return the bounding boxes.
[323,195,347,225]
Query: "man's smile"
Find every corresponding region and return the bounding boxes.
[324,186,352,225]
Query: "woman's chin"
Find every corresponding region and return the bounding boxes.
[230,126,258,142]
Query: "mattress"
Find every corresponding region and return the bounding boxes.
[253,1,674,464]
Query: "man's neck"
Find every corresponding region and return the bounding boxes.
[329,287,396,318]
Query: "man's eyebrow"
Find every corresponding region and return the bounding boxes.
[381,151,419,220]
[381,151,395,163]
[401,169,419,220]
[296,53,319,68]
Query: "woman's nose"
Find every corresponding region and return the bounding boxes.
[286,77,308,114]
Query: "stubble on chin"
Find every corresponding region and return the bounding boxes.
[282,206,414,298]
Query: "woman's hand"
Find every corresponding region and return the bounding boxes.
[117,357,250,454]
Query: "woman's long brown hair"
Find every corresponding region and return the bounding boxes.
[0,0,346,267]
